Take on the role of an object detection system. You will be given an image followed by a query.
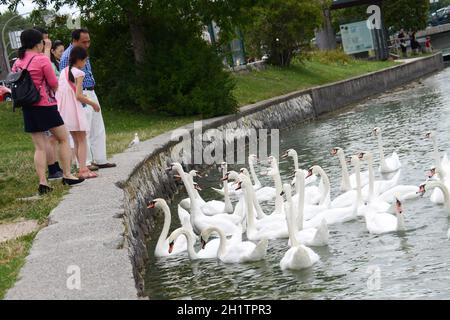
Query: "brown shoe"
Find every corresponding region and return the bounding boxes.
[93,162,117,169]
[87,164,99,171]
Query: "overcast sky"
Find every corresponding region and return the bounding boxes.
[0,0,75,15]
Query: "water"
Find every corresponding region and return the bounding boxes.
[144,68,450,300]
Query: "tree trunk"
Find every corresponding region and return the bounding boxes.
[125,10,146,65]
[315,8,336,51]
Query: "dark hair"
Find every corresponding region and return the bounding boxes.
[72,28,89,41]
[33,26,48,35]
[18,29,44,59]
[50,40,64,71]
[68,46,88,83]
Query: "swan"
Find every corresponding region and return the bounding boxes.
[331,147,370,192]
[282,149,317,186]
[373,127,402,173]
[418,181,450,214]
[378,185,420,203]
[304,165,331,208]
[168,227,220,260]
[365,198,406,234]
[427,166,450,205]
[304,161,360,228]
[286,173,329,247]
[200,226,268,264]
[238,174,289,240]
[425,131,450,175]
[358,151,401,200]
[280,184,320,271]
[167,163,241,236]
[148,199,188,257]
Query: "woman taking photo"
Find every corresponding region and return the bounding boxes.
[12,29,84,195]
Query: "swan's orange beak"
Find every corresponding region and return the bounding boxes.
[358,152,365,160]
[426,168,436,179]
[305,169,313,179]
[425,132,431,139]
[235,182,242,191]
[281,152,289,159]
[168,241,174,254]
[147,201,156,209]
[330,148,338,156]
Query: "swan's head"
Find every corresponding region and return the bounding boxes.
[305,166,318,179]
[240,168,251,177]
[417,184,427,197]
[189,170,202,178]
[147,198,166,209]
[200,228,217,249]
[166,162,184,173]
[281,149,297,159]
[267,155,278,166]
[373,127,381,136]
[330,147,343,156]
[219,162,228,171]
[249,154,259,164]
[425,131,436,140]
[167,229,185,254]
[427,167,436,179]
[358,152,373,161]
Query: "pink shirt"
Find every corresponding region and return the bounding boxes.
[12,51,58,107]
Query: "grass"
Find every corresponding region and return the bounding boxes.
[0,52,400,299]
[233,53,398,106]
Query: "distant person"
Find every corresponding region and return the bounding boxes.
[57,46,100,179]
[400,39,408,58]
[425,37,433,53]
[12,29,84,195]
[60,29,116,170]
[410,32,421,55]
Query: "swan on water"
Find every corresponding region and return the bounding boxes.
[373,127,402,173]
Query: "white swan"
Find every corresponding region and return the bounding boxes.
[280,184,320,271]
[148,199,188,257]
[200,226,268,264]
[168,227,220,260]
[167,163,241,236]
[358,151,401,200]
[426,131,450,175]
[427,166,450,205]
[418,181,450,214]
[238,174,289,240]
[373,127,402,173]
[304,165,331,208]
[282,149,317,186]
[304,162,360,228]
[331,147,369,192]
[365,198,406,234]
[286,173,329,247]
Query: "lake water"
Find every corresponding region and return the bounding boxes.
[144,68,450,300]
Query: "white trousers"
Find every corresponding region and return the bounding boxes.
[83,90,108,165]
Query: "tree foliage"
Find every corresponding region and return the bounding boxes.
[243,0,323,67]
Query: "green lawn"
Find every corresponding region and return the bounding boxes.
[233,57,398,106]
[0,54,399,299]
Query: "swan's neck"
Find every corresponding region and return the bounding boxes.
[317,167,331,206]
[396,213,406,232]
[292,155,299,171]
[296,175,305,231]
[180,229,198,259]
[249,159,261,187]
[211,228,227,258]
[367,158,376,202]
[377,134,386,165]
[222,167,233,213]
[429,181,450,210]
[273,170,284,214]
[157,203,172,250]
[338,153,351,191]
[287,202,300,247]
[354,161,363,207]
[244,183,258,238]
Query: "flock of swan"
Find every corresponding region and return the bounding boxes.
[148,128,450,271]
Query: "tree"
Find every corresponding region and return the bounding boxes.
[243,0,323,67]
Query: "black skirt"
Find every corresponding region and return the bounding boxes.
[22,105,64,133]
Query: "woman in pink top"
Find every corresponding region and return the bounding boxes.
[57,46,100,179]
[12,29,84,195]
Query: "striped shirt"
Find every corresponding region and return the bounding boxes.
[60,44,96,89]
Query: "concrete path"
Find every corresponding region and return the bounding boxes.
[5,149,139,300]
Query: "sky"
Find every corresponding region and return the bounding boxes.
[0,0,75,15]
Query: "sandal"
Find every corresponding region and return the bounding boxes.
[78,168,99,179]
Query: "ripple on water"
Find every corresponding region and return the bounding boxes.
[145,68,450,300]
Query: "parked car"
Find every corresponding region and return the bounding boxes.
[430,6,450,26]
[0,82,12,102]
